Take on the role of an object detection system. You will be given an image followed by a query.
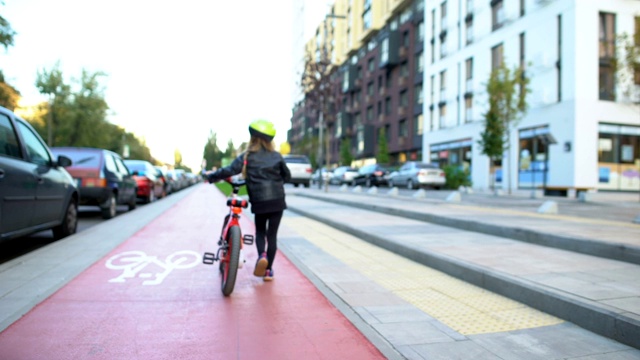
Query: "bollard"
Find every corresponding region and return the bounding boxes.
[413,189,426,198]
[387,187,399,196]
[352,185,362,193]
[367,186,378,195]
[446,191,461,203]
[340,184,348,192]
[537,201,558,214]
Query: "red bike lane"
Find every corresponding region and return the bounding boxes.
[0,185,385,360]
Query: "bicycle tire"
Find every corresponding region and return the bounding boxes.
[221,225,241,296]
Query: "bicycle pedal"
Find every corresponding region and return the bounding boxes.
[202,252,216,265]
[243,234,254,245]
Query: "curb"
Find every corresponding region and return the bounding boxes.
[295,193,640,266]
[286,203,640,350]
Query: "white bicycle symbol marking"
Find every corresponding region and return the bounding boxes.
[105,250,200,285]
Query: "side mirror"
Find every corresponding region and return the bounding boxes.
[132,170,139,176]
[57,155,73,167]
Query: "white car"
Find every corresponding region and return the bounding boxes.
[283,154,312,188]
[329,166,359,185]
[388,162,446,190]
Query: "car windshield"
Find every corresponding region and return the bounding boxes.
[416,163,438,169]
[284,156,309,164]
[125,162,147,174]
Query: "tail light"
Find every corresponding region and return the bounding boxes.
[440,172,445,177]
[306,167,312,173]
[81,178,107,187]
[374,171,383,176]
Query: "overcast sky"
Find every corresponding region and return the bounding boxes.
[1,0,296,170]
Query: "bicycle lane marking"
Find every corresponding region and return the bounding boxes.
[0,184,386,360]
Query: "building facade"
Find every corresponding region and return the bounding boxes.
[290,0,640,193]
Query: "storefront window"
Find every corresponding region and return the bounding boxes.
[518,126,550,189]
[598,123,640,191]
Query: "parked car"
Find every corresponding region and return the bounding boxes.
[154,166,175,195]
[388,161,446,190]
[329,166,359,185]
[0,106,79,241]
[124,159,165,203]
[351,164,391,187]
[50,147,137,219]
[311,168,333,185]
[283,154,312,187]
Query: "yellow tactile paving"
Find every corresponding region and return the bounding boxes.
[284,216,564,335]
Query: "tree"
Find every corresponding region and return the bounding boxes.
[0,2,15,50]
[202,130,223,170]
[614,31,640,101]
[340,138,353,166]
[376,127,389,165]
[0,71,20,110]
[35,62,71,145]
[481,61,530,194]
[477,109,505,190]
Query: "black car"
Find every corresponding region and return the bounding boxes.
[351,164,391,187]
[50,147,137,219]
[0,106,79,241]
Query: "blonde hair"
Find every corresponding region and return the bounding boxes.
[242,136,275,178]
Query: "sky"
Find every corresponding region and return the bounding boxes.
[1,0,296,171]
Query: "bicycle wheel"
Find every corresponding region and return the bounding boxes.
[221,225,241,296]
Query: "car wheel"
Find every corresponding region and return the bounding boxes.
[304,181,310,188]
[351,180,357,187]
[52,199,78,240]
[389,179,395,188]
[146,189,156,204]
[365,178,372,187]
[101,193,117,219]
[128,192,137,211]
[407,179,414,190]
[294,183,299,188]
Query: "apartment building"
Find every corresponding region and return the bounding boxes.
[425,0,640,193]
[290,0,640,193]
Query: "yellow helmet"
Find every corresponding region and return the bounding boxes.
[249,119,276,141]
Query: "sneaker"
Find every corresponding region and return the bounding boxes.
[253,253,268,277]
[263,269,274,281]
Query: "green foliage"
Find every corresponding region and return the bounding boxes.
[30,63,154,161]
[477,109,505,161]
[214,181,248,197]
[614,32,640,99]
[0,71,20,110]
[202,130,223,170]
[339,137,353,166]
[443,164,471,189]
[480,61,530,193]
[0,6,15,50]
[376,127,389,164]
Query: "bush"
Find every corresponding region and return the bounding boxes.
[444,165,472,189]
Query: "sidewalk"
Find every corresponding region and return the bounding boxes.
[283,186,640,352]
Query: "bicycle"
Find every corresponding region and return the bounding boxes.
[203,177,254,296]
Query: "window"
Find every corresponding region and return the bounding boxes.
[386,71,392,88]
[492,0,504,30]
[363,0,372,30]
[520,0,525,17]
[557,16,562,101]
[416,52,424,73]
[400,61,409,77]
[400,90,409,107]
[465,17,473,45]
[399,119,408,137]
[415,83,423,105]
[599,12,616,101]
[403,31,410,47]
[417,20,424,43]
[414,114,424,136]
[377,101,382,115]
[368,57,375,72]
[439,104,447,128]
[440,1,447,58]
[431,9,436,64]
[385,97,392,114]
[430,75,435,104]
[465,57,473,92]
[439,70,447,102]
[16,121,50,166]
[367,106,374,121]
[465,96,473,122]
[0,114,21,158]
[492,43,504,69]
[367,81,374,96]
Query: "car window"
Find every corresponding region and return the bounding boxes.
[0,114,22,159]
[284,156,310,164]
[113,156,130,176]
[15,121,51,166]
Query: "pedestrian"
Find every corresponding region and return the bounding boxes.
[205,119,291,281]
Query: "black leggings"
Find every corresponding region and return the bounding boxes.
[254,211,283,270]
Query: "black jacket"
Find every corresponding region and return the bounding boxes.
[208,149,291,214]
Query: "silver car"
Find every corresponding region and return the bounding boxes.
[388,161,445,190]
[329,166,359,185]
